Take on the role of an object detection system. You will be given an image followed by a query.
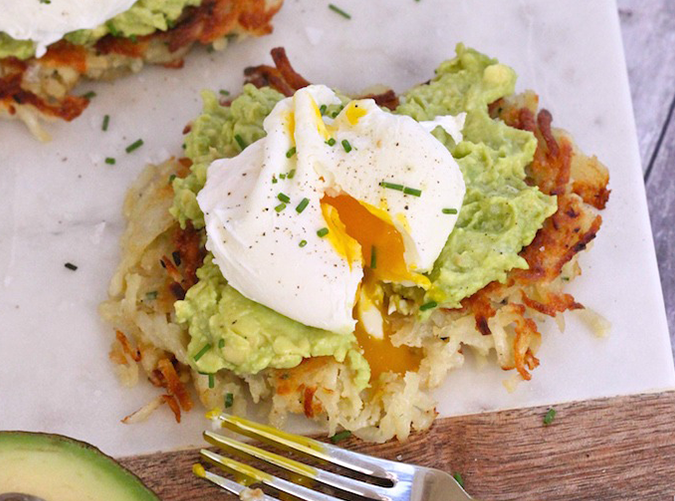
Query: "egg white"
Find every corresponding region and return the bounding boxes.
[198,85,466,334]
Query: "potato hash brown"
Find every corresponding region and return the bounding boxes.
[101,49,610,441]
[0,0,282,140]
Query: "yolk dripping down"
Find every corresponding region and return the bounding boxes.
[321,194,424,379]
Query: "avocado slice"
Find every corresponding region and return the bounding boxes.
[0,432,159,501]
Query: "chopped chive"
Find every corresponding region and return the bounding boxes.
[403,186,422,197]
[129,35,138,43]
[319,104,327,115]
[193,343,212,362]
[145,291,158,300]
[106,21,120,37]
[330,430,352,443]
[543,408,556,426]
[208,374,215,389]
[286,146,297,158]
[331,111,339,118]
[328,4,351,19]
[234,134,247,150]
[420,301,438,311]
[325,138,336,146]
[82,91,96,100]
[295,197,310,213]
[125,139,144,153]
[219,89,230,96]
[275,203,287,212]
[181,143,186,149]
[218,339,225,349]
[299,239,307,248]
[379,181,404,192]
[370,246,377,269]
[224,393,234,408]
[453,473,464,488]
[279,173,286,179]
[105,157,116,165]
[317,227,329,238]
[206,44,215,53]
[442,208,458,215]
[102,114,110,131]
[169,174,177,183]
[287,169,296,179]
[341,139,352,153]
[272,175,278,184]
[277,192,291,203]
[64,262,78,271]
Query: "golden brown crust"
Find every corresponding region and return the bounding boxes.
[0,0,283,128]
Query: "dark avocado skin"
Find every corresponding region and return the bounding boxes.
[0,431,160,501]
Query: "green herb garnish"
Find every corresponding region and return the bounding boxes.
[145,291,158,300]
[442,208,458,215]
[234,134,247,150]
[224,393,234,408]
[82,91,96,100]
[330,430,352,443]
[208,374,215,389]
[543,408,556,426]
[219,89,230,96]
[105,157,116,165]
[328,4,351,19]
[125,139,144,153]
[296,197,310,213]
[403,187,422,197]
[419,301,438,311]
[317,227,329,238]
[379,181,404,192]
[64,262,78,271]
[299,239,308,248]
[319,104,327,115]
[102,114,110,131]
[286,147,297,158]
[326,138,336,146]
[193,343,212,362]
[341,139,352,153]
[218,339,225,349]
[277,192,291,203]
[275,203,287,212]
[287,169,296,179]
[453,473,464,488]
[370,246,377,269]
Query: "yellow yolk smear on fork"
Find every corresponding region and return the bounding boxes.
[321,194,423,379]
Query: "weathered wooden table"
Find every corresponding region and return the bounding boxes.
[121,3,675,499]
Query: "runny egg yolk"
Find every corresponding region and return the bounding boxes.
[321,193,425,379]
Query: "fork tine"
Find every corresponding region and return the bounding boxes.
[192,463,279,500]
[212,413,394,481]
[201,448,341,501]
[204,430,398,500]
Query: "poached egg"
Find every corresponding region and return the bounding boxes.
[198,85,465,347]
[0,0,137,57]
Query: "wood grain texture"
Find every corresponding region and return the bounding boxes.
[646,115,675,357]
[120,392,675,501]
[617,0,675,169]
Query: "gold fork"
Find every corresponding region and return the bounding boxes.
[192,413,477,501]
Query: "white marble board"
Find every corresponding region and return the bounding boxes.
[0,0,673,457]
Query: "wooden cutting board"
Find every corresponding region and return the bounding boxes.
[120,391,675,500]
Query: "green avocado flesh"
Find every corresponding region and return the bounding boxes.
[172,44,557,378]
[0,0,201,60]
[0,432,159,501]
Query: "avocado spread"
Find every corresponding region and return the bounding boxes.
[0,0,201,60]
[173,45,557,379]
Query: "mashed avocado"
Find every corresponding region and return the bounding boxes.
[396,45,557,307]
[173,44,557,377]
[177,257,369,384]
[0,0,200,60]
